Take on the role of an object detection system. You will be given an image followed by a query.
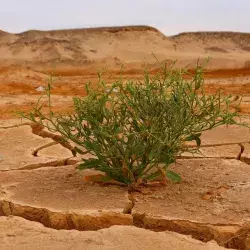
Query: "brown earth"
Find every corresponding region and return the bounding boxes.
[1,26,250,249]
[0,217,226,250]
[1,120,250,249]
[0,26,250,119]
[1,26,250,71]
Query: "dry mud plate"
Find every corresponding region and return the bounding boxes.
[133,159,250,248]
[0,217,225,250]
[0,122,250,249]
[0,120,73,170]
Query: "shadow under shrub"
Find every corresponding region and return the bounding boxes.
[20,64,241,188]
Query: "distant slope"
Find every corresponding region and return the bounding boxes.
[0,26,250,71]
[170,31,250,53]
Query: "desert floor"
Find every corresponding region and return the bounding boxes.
[0,26,250,249]
[1,73,250,250]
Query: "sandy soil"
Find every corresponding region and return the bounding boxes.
[0,26,250,70]
[0,120,250,248]
[1,25,250,249]
[0,26,250,119]
[0,217,226,250]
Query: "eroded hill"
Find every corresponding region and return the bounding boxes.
[0,26,250,72]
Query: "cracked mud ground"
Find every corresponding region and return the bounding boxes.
[2,26,250,249]
[1,119,250,250]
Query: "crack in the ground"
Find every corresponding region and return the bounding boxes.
[0,123,77,157]
[1,123,250,248]
[19,158,80,170]
[178,155,250,165]
[0,199,132,230]
[186,142,246,161]
[132,212,250,249]
[122,193,136,214]
[1,122,250,165]
[0,158,80,172]
[0,198,249,249]
[32,141,58,156]
[29,123,77,157]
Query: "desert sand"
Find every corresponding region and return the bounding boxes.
[0,26,250,249]
[0,25,250,118]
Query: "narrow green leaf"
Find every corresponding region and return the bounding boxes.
[78,159,102,170]
[83,141,100,151]
[93,130,111,138]
[145,171,161,181]
[133,142,146,155]
[74,147,85,155]
[195,137,201,147]
[164,158,175,165]
[149,148,158,161]
[195,79,201,90]
[166,170,182,182]
[186,133,202,147]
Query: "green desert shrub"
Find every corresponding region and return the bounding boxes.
[20,65,241,188]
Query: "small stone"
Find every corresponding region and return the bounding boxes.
[150,195,164,200]
[35,86,45,92]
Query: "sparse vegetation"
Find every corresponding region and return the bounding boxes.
[19,63,242,189]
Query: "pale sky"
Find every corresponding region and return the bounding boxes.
[0,0,249,35]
